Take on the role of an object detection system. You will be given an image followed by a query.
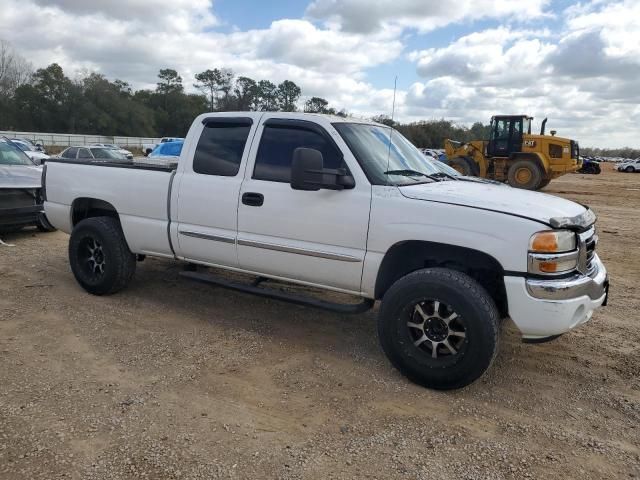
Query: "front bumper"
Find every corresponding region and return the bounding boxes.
[505,254,608,340]
[0,205,43,227]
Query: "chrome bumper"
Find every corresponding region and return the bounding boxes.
[526,254,608,301]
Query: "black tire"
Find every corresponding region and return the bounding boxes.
[449,157,478,176]
[626,166,634,173]
[36,213,57,232]
[507,159,543,190]
[68,216,136,295]
[538,178,551,189]
[378,268,500,390]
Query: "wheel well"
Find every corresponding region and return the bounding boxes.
[374,241,508,318]
[71,198,119,226]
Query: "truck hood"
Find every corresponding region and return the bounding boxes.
[0,165,43,189]
[399,180,591,228]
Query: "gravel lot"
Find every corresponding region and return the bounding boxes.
[1,165,639,479]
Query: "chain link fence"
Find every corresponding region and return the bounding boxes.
[0,130,160,148]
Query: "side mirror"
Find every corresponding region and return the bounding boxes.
[290,147,355,191]
[291,147,323,191]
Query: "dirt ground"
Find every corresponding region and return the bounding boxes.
[1,164,638,479]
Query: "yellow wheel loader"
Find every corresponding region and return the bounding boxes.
[444,116,580,190]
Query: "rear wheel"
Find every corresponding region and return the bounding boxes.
[507,160,543,190]
[69,216,136,295]
[449,157,478,176]
[378,268,500,390]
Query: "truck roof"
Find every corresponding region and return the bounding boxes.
[194,111,380,126]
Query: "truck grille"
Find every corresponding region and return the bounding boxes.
[581,228,598,276]
[0,189,38,209]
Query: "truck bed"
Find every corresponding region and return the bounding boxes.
[44,158,176,258]
[45,157,176,172]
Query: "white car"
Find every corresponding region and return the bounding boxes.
[90,143,133,159]
[43,112,608,390]
[9,139,49,165]
[617,159,640,172]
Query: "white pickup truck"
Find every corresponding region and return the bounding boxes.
[43,112,609,389]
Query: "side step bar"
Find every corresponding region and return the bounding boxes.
[180,271,374,314]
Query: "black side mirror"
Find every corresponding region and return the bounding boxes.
[291,147,355,191]
[291,147,323,191]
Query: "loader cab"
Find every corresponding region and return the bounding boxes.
[487,115,532,157]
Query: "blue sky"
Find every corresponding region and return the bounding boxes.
[1,0,638,147]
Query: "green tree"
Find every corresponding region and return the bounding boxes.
[194,68,234,111]
[277,80,301,112]
[304,96,329,113]
[233,76,258,111]
[157,68,183,95]
[257,80,278,111]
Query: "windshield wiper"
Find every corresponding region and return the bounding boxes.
[430,172,458,181]
[383,169,441,182]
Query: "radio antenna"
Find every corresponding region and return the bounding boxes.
[385,76,398,186]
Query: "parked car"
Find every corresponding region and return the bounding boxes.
[148,140,183,159]
[58,146,130,162]
[43,112,608,390]
[577,157,601,174]
[0,139,55,233]
[617,159,640,172]
[10,138,46,154]
[8,139,50,165]
[90,143,134,159]
[142,137,184,156]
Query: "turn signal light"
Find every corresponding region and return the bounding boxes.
[529,230,576,253]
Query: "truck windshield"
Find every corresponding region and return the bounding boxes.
[0,140,36,166]
[333,123,443,185]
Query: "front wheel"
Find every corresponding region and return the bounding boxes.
[626,166,634,173]
[378,268,500,390]
[449,157,478,176]
[69,216,136,295]
[507,160,543,190]
[538,178,551,189]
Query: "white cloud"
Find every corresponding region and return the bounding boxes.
[0,0,638,147]
[306,0,550,33]
[0,0,400,112]
[402,1,640,147]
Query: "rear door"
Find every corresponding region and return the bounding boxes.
[236,117,371,293]
[174,116,257,267]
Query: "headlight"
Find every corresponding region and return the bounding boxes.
[529,230,576,253]
[528,230,578,275]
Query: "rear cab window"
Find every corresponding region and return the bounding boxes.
[193,118,253,176]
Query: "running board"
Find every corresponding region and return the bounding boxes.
[179,271,374,314]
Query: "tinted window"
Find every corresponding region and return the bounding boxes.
[254,126,343,183]
[78,148,92,159]
[63,147,78,158]
[193,122,251,176]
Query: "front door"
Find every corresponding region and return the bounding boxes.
[237,118,371,293]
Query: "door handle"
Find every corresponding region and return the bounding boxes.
[242,192,264,207]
